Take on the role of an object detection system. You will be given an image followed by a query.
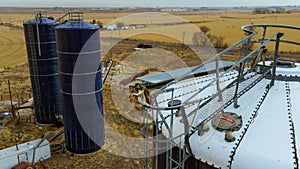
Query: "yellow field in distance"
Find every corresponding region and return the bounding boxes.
[0,10,299,69]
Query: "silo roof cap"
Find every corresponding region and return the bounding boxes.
[23,17,58,25]
[56,20,99,30]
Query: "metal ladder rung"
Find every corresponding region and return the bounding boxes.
[28,25,41,103]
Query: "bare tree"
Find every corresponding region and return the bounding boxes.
[192,25,228,48]
[199,26,211,35]
[116,22,125,29]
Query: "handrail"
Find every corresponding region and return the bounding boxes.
[139,24,300,111]
[140,23,300,167]
[242,24,300,32]
[55,12,84,23]
[153,32,257,96]
[139,32,279,110]
[242,24,300,46]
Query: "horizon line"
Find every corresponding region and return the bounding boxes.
[0,5,299,9]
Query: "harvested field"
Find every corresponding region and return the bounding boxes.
[0,8,299,169]
[0,26,26,71]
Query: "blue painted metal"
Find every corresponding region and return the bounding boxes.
[56,20,104,154]
[23,17,61,124]
[167,100,182,107]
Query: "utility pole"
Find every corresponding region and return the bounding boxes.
[110,36,113,58]
[7,80,14,116]
[182,31,185,44]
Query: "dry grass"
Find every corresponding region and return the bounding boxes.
[0,26,26,71]
[90,11,300,52]
[98,12,300,52]
[0,9,299,169]
[188,13,300,52]
[0,11,299,67]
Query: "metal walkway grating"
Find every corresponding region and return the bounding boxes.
[189,72,264,127]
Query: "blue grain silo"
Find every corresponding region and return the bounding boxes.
[56,17,104,154]
[23,16,61,124]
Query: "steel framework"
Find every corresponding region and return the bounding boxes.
[139,24,300,169]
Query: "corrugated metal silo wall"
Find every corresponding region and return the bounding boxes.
[23,18,61,124]
[56,21,104,154]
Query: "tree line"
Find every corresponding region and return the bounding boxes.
[252,7,291,14]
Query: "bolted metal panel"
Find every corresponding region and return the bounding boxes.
[23,17,61,124]
[56,20,104,154]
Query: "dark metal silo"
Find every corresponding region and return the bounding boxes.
[56,17,104,154]
[23,16,61,124]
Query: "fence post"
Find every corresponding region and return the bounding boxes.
[270,33,284,87]
[216,58,223,101]
[7,80,14,114]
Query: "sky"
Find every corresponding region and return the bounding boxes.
[0,0,299,8]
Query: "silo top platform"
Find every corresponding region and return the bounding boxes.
[55,20,99,30]
[23,17,58,25]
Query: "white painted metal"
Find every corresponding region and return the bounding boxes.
[154,63,300,169]
[190,79,271,168]
[288,81,300,164]
[0,138,51,169]
[232,81,294,169]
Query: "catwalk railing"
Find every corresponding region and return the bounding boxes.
[139,24,300,169]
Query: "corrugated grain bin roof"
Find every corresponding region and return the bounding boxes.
[56,20,99,30]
